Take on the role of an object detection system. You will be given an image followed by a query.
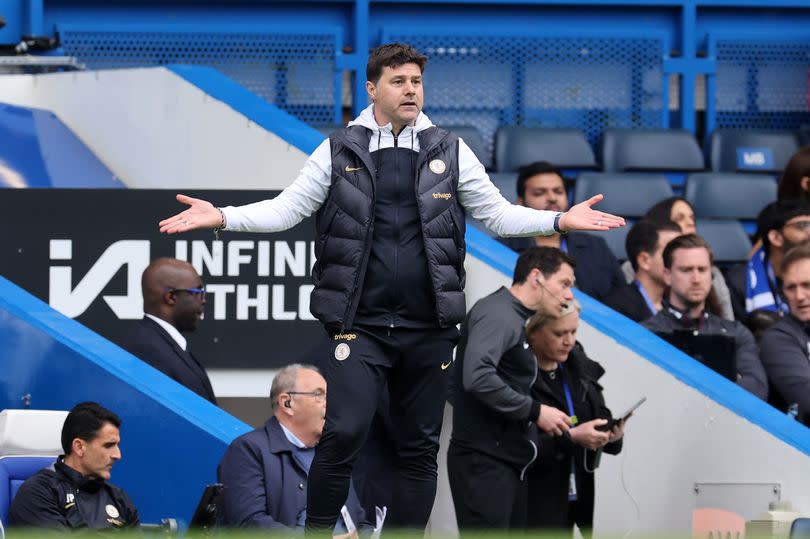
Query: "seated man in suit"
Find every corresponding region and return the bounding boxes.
[499,161,624,301]
[603,220,681,322]
[9,402,139,530]
[121,257,216,404]
[218,364,366,535]
[642,234,768,400]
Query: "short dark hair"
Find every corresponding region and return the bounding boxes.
[757,199,810,256]
[512,246,576,285]
[662,234,713,270]
[626,220,682,272]
[781,242,810,276]
[516,161,564,199]
[61,402,121,455]
[366,43,427,84]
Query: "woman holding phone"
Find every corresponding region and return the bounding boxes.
[524,300,628,537]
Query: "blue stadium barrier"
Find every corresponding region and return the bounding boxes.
[0,276,252,525]
[0,102,122,188]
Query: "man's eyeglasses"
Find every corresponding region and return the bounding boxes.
[784,220,810,231]
[165,287,206,300]
[287,389,326,402]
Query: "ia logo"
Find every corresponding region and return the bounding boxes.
[49,239,150,319]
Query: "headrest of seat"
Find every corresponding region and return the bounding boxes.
[0,409,68,456]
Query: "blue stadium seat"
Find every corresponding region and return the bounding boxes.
[601,128,705,173]
[790,517,810,538]
[685,173,777,220]
[0,456,56,525]
[447,125,492,170]
[708,129,800,174]
[573,173,674,219]
[487,171,519,204]
[696,219,752,265]
[494,127,596,172]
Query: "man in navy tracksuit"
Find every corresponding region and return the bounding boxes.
[160,43,623,532]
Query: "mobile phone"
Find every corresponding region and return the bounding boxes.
[596,396,646,431]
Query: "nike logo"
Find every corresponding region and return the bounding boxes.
[441,360,453,370]
[345,165,363,172]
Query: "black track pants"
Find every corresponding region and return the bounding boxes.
[305,325,459,532]
[447,446,528,531]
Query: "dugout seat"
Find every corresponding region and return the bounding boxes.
[0,409,67,527]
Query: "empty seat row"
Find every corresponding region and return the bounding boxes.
[454,125,801,177]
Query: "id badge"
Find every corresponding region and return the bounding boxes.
[568,468,578,501]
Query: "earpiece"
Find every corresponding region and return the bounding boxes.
[284,399,292,408]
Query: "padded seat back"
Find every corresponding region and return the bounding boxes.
[495,126,595,172]
[685,173,777,220]
[709,129,799,174]
[573,173,674,218]
[601,128,705,172]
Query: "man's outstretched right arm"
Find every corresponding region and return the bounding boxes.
[159,140,332,234]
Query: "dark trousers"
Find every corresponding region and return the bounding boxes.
[447,446,528,531]
[306,325,458,532]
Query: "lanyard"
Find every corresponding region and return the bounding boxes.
[560,237,568,254]
[558,365,578,425]
[634,280,658,315]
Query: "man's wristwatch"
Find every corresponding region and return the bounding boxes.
[553,212,567,234]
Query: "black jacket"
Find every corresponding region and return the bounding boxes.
[527,345,622,530]
[603,283,655,323]
[121,317,217,404]
[449,287,540,471]
[760,315,810,425]
[311,125,465,331]
[9,458,139,530]
[500,233,624,302]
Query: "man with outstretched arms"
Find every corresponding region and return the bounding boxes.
[159,43,623,533]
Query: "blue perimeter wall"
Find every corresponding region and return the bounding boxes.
[0,275,251,525]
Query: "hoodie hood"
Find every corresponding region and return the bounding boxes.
[348,104,434,135]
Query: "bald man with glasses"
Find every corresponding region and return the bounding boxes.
[120,257,217,404]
